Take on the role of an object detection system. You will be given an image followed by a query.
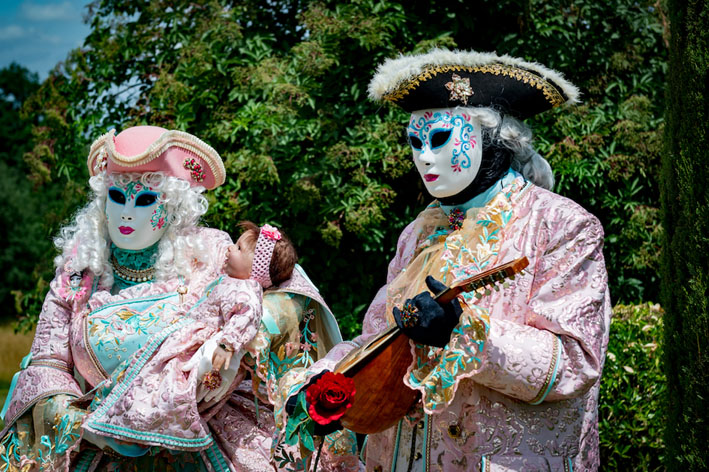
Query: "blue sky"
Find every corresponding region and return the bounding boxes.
[0,0,91,80]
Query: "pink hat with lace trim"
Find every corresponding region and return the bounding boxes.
[86,126,226,190]
[250,224,282,288]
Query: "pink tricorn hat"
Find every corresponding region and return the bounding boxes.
[87,125,226,190]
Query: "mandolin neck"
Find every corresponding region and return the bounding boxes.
[432,257,529,304]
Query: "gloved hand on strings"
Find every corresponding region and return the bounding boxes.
[393,275,463,348]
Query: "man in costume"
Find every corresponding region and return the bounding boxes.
[293,49,611,471]
[0,126,343,471]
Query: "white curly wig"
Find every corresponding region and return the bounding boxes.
[54,171,210,287]
[453,106,554,190]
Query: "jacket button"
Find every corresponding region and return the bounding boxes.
[448,423,462,438]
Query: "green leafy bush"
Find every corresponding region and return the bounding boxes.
[8,0,668,339]
[599,303,664,471]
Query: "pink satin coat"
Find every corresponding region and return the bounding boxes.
[1,228,276,470]
[314,179,611,472]
[78,275,263,453]
[2,225,341,471]
[2,228,232,430]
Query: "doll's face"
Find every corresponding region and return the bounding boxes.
[224,234,255,280]
[407,108,483,198]
[105,179,168,250]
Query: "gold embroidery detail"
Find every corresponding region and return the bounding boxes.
[530,334,560,405]
[83,313,109,381]
[426,414,432,471]
[28,360,72,374]
[383,63,566,108]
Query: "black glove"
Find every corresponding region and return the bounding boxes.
[393,276,462,348]
[285,371,343,436]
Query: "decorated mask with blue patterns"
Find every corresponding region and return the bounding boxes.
[105,178,168,250]
[407,108,483,199]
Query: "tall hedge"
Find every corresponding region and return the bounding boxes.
[662,0,709,469]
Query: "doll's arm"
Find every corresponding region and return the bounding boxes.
[185,279,263,401]
[215,278,263,354]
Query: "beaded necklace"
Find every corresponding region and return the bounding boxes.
[111,242,159,289]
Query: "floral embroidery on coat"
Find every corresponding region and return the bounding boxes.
[391,182,524,413]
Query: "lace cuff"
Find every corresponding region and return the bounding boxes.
[403,300,489,414]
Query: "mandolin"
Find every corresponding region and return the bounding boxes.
[335,256,529,434]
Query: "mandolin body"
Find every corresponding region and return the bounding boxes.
[334,257,529,435]
[336,327,419,434]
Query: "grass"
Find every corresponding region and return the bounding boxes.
[0,320,35,427]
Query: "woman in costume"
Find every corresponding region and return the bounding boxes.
[0,125,343,471]
[292,49,611,471]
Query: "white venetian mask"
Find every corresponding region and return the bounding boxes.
[407,108,483,199]
[105,179,168,250]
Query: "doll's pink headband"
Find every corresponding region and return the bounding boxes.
[251,224,282,288]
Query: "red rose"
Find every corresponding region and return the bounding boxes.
[305,372,356,425]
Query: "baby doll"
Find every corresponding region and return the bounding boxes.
[80,222,297,454]
[191,221,298,398]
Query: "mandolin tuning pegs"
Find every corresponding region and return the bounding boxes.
[509,274,515,280]
[502,281,510,289]
[493,284,500,292]
[474,291,483,299]
[484,289,492,296]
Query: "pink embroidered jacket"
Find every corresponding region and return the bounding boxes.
[1,228,233,432]
[313,178,611,472]
[2,226,345,472]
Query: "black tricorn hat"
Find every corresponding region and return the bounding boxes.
[368,49,579,119]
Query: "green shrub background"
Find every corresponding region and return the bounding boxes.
[599,304,664,471]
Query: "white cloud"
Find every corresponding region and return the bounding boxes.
[39,33,63,44]
[19,1,75,21]
[0,25,27,40]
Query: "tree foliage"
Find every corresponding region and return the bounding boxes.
[662,0,709,469]
[7,0,667,341]
[0,64,83,331]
